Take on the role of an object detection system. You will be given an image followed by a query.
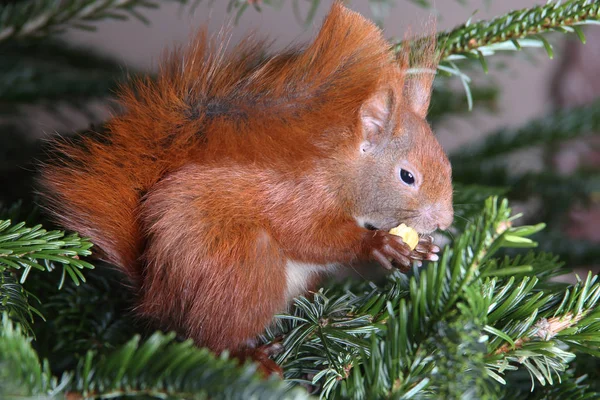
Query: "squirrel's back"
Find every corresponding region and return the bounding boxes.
[39,3,394,286]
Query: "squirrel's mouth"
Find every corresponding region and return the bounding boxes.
[364,223,378,231]
[355,217,400,232]
[364,221,400,232]
[365,220,436,235]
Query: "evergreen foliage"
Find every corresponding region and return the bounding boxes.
[0,216,93,334]
[1,38,133,107]
[435,0,599,61]
[451,99,600,266]
[1,1,599,399]
[0,315,304,399]
[0,0,191,41]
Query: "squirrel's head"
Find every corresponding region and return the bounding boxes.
[300,3,452,234]
[349,67,453,234]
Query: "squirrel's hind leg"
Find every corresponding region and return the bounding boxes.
[137,168,288,375]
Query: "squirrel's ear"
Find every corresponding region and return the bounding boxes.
[360,89,394,153]
[401,32,438,118]
[403,71,435,118]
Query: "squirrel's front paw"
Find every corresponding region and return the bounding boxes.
[364,230,414,271]
[365,231,441,271]
[408,235,440,266]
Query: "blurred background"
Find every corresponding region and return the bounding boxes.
[10,0,588,146]
[1,0,599,272]
[2,3,600,397]
[57,0,574,151]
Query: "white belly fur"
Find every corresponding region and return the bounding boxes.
[284,260,338,302]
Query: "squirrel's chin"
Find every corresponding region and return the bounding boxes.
[412,226,436,235]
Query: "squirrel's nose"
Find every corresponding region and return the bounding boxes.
[434,205,454,231]
[437,212,454,231]
[424,203,454,232]
[437,221,451,231]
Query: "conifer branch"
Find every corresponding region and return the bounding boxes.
[450,101,599,237]
[493,312,584,356]
[1,39,135,106]
[451,99,600,165]
[0,272,39,335]
[451,167,599,228]
[70,332,307,399]
[0,219,94,332]
[502,369,600,399]
[0,314,308,399]
[30,267,137,364]
[259,197,599,397]
[451,167,598,206]
[0,314,61,399]
[0,0,189,42]
[486,272,600,386]
[0,219,94,288]
[397,1,600,109]
[266,197,576,397]
[429,84,498,123]
[3,197,597,398]
[434,0,600,62]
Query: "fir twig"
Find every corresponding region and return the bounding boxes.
[0,219,94,288]
[0,314,62,399]
[451,99,600,165]
[486,272,600,387]
[268,197,571,398]
[502,369,600,399]
[0,219,94,332]
[0,314,308,400]
[396,0,600,108]
[71,332,307,399]
[29,266,137,367]
[0,271,39,335]
[429,83,498,123]
[0,0,190,42]
[0,38,135,105]
[435,0,600,61]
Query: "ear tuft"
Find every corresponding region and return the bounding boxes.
[401,26,439,118]
[360,89,394,151]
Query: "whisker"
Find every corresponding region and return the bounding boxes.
[453,213,473,224]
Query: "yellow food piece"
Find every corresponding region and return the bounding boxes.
[389,223,419,250]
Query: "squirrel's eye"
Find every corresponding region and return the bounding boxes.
[400,169,415,185]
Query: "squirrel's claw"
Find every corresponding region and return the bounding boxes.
[366,231,414,271]
[366,231,442,272]
[235,344,284,379]
[372,249,394,270]
[413,235,440,262]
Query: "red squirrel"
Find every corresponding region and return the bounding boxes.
[39,3,453,373]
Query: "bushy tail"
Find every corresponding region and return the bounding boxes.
[38,2,394,286]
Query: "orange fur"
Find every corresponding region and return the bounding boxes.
[39,2,452,368]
